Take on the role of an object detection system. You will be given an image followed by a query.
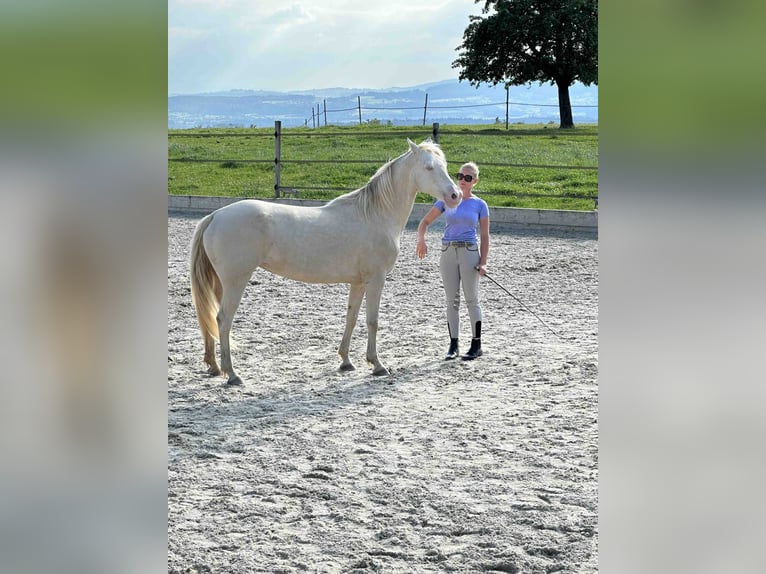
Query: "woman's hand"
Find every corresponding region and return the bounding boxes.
[416,238,428,259]
[476,263,487,276]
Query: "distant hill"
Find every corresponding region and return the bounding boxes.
[168,79,598,129]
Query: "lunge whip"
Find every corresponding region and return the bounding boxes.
[476,266,568,341]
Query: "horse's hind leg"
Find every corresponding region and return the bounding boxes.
[217,273,250,386]
[205,278,223,375]
[339,283,365,371]
[204,337,220,376]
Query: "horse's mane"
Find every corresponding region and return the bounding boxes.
[328,141,445,220]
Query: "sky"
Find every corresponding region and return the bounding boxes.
[168,0,485,95]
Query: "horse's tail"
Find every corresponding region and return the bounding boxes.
[190,213,221,342]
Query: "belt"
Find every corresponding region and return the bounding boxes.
[443,241,476,247]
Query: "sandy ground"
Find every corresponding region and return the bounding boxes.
[167,214,598,573]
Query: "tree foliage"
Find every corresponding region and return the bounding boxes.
[453,0,597,128]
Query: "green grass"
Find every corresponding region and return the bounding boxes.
[168,123,598,210]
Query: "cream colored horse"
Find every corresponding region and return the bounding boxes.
[190,139,461,385]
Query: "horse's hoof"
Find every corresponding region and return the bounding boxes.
[226,376,243,386]
[372,366,390,377]
[339,363,356,372]
[207,366,221,376]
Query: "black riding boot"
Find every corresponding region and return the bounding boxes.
[462,321,483,360]
[444,338,459,360]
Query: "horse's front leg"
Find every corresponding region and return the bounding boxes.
[338,282,365,371]
[364,277,389,376]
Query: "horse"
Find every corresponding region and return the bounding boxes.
[189,138,461,385]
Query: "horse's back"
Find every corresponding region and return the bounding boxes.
[213,198,302,223]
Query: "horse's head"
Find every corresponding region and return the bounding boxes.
[407,139,461,209]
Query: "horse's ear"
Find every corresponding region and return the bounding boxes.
[407,138,420,154]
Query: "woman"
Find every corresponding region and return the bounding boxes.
[416,161,489,360]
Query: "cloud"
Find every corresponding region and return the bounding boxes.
[169,0,483,93]
[265,3,315,28]
[169,0,242,8]
[168,26,211,41]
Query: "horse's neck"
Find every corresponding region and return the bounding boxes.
[388,161,418,231]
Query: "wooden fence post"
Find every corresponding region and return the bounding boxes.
[422,93,428,126]
[274,120,281,198]
[505,85,509,130]
[432,122,440,144]
[323,100,327,127]
[358,96,362,125]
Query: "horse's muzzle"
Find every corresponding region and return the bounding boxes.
[445,190,461,208]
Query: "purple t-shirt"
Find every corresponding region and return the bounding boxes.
[434,196,489,243]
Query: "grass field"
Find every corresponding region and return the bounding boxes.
[168,123,598,210]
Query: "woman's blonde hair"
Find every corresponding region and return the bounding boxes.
[460,162,479,178]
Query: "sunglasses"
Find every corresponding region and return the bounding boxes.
[456,173,474,182]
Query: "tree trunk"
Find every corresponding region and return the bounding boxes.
[557,81,574,128]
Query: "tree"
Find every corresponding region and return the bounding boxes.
[453,0,597,128]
